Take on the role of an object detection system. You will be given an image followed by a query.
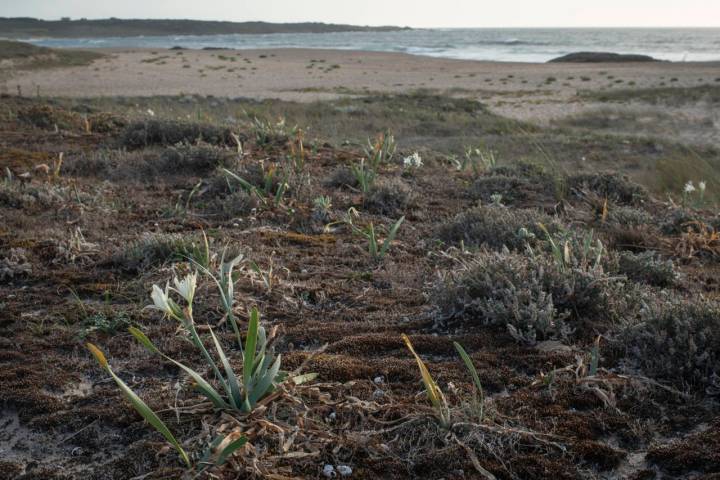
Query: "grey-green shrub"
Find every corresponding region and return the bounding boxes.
[567,172,648,205]
[617,298,720,391]
[435,249,639,343]
[615,251,677,287]
[607,205,655,227]
[365,177,414,216]
[112,233,198,271]
[325,166,358,189]
[159,144,236,173]
[437,205,559,251]
[120,119,236,149]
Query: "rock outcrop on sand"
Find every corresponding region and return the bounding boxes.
[549,52,660,63]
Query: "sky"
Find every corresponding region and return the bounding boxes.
[1,0,719,28]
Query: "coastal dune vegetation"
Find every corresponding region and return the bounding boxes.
[1,44,720,479]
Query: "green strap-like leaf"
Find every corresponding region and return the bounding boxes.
[86,343,191,467]
[248,354,282,406]
[367,223,378,258]
[380,216,405,258]
[243,308,259,391]
[216,435,248,466]
[209,328,243,409]
[453,342,484,420]
[129,328,229,409]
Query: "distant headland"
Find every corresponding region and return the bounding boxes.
[0,17,410,38]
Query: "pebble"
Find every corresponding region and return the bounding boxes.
[337,465,353,477]
[322,464,336,478]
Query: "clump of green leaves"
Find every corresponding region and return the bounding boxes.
[331,208,404,261]
[251,116,296,145]
[312,195,332,222]
[88,263,314,467]
[365,130,396,170]
[223,165,288,207]
[402,335,485,428]
[538,224,605,272]
[87,340,248,470]
[351,158,376,195]
[454,146,497,174]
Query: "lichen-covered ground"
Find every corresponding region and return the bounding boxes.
[1,93,719,479]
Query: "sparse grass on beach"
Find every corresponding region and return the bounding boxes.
[0,40,103,70]
[580,84,720,105]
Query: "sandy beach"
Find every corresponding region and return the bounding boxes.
[4,47,720,125]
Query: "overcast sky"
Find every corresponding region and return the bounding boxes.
[1,0,718,28]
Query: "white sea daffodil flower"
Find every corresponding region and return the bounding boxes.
[150,283,174,315]
[403,152,423,169]
[149,282,184,320]
[172,272,197,304]
[699,181,707,193]
[684,181,696,194]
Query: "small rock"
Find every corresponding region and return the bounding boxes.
[373,376,384,384]
[535,340,572,353]
[322,464,336,478]
[337,465,353,477]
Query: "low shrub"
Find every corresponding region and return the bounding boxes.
[615,251,677,287]
[364,177,414,216]
[120,120,237,149]
[159,144,236,173]
[616,298,720,391]
[202,189,257,220]
[0,248,32,282]
[67,144,235,179]
[606,205,655,227]
[437,204,559,251]
[568,172,648,205]
[112,233,201,271]
[325,166,358,189]
[435,249,638,343]
[469,175,535,205]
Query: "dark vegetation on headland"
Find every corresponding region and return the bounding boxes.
[1,89,720,478]
[0,17,409,39]
[549,52,661,63]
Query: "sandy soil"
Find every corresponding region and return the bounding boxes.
[3,47,720,124]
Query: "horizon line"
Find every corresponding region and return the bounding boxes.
[2,17,719,29]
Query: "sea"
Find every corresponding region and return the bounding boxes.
[21,28,720,63]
